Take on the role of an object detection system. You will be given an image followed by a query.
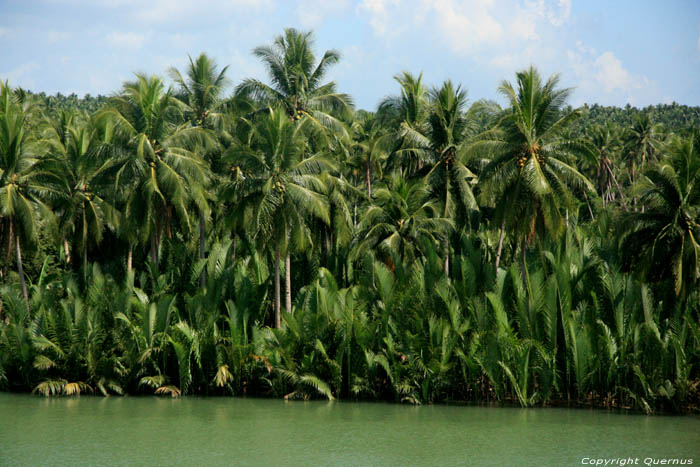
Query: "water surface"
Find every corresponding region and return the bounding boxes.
[1,394,698,466]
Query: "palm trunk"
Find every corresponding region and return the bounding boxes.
[607,165,624,200]
[127,243,133,276]
[150,233,158,265]
[274,245,281,329]
[199,210,206,288]
[520,237,528,288]
[5,220,14,278]
[597,164,604,205]
[166,207,173,239]
[366,162,372,197]
[15,228,29,307]
[285,252,292,315]
[495,219,506,269]
[444,171,449,276]
[631,163,637,211]
[63,238,71,265]
[444,237,450,276]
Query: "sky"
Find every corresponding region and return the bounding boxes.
[1,0,699,110]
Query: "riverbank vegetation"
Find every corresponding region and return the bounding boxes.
[1,29,699,413]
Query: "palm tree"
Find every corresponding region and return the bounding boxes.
[624,113,662,181]
[42,110,116,272]
[377,71,431,176]
[98,74,210,272]
[582,123,625,207]
[349,112,391,198]
[169,53,230,129]
[424,80,478,274]
[236,28,352,135]
[620,131,700,301]
[624,113,662,211]
[352,175,452,267]
[224,108,331,328]
[478,66,594,270]
[169,53,230,286]
[0,82,56,304]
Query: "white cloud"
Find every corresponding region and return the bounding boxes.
[358,0,570,56]
[425,0,503,53]
[511,14,539,41]
[0,27,9,38]
[527,0,571,26]
[566,43,654,105]
[550,0,571,25]
[106,32,146,49]
[594,51,648,93]
[295,0,352,28]
[357,0,402,36]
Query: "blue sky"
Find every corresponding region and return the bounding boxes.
[1,0,699,110]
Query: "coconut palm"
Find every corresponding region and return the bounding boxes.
[349,112,391,198]
[223,107,331,328]
[352,175,452,267]
[582,122,625,207]
[169,53,230,286]
[620,131,700,301]
[624,113,662,181]
[236,28,352,136]
[377,71,431,176]
[97,74,210,271]
[424,80,479,274]
[623,113,663,211]
[42,111,116,271]
[169,53,230,129]
[317,170,364,278]
[0,82,56,303]
[478,66,594,270]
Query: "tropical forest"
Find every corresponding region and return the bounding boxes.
[2,28,700,416]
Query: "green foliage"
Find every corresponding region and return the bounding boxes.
[0,34,699,414]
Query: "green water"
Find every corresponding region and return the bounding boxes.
[0,394,697,466]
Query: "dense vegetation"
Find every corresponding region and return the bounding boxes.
[1,29,698,413]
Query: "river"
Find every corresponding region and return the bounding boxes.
[0,394,697,466]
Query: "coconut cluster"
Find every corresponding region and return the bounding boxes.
[517,143,545,169]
